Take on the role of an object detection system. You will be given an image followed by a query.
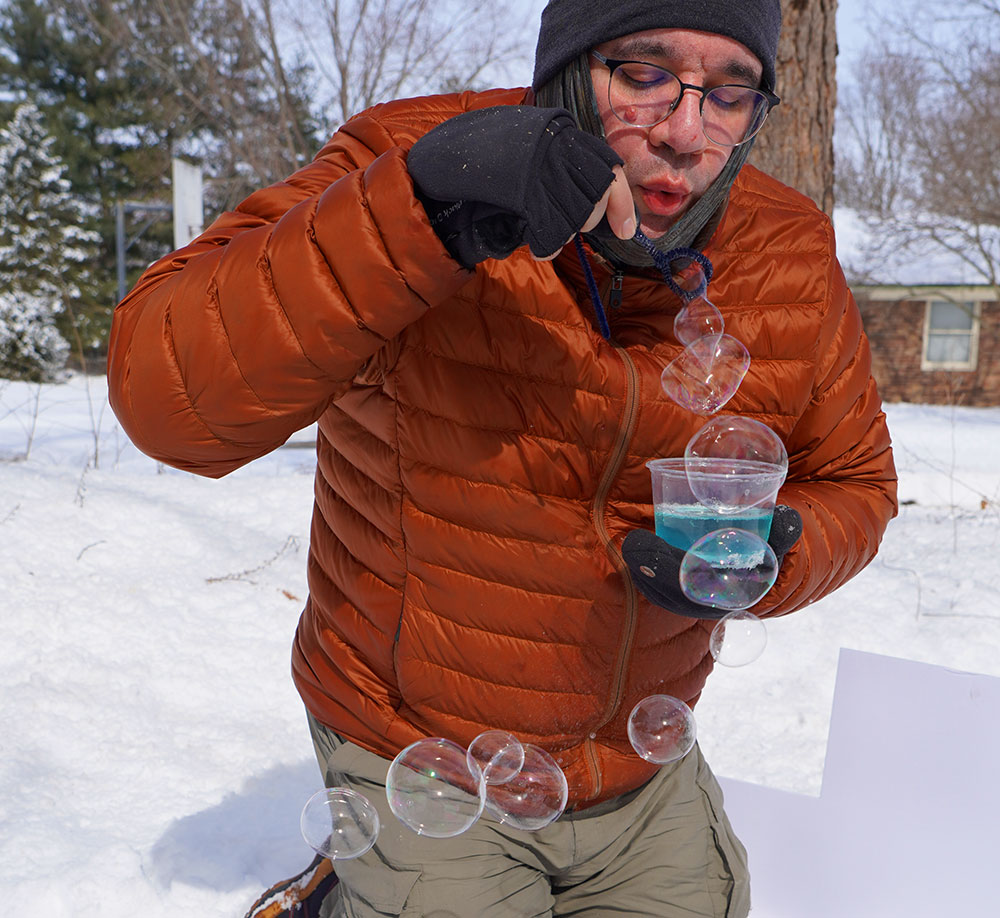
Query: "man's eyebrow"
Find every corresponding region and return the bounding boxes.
[722,60,762,86]
[607,37,763,86]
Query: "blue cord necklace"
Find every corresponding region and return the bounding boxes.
[574,230,714,340]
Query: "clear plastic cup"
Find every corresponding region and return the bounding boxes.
[646,457,786,551]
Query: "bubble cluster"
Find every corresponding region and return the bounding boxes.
[301,787,380,860]
[362,733,571,838]
[644,251,789,656]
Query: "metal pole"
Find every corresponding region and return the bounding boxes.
[115,200,126,305]
[114,201,172,306]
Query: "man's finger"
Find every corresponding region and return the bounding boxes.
[580,182,613,235]
[606,166,637,239]
[541,167,635,259]
[581,166,635,239]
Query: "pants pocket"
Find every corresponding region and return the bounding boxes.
[695,760,751,918]
[333,857,421,917]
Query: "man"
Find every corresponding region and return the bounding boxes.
[108,1,897,916]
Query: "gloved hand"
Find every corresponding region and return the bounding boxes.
[621,505,804,620]
[406,105,625,267]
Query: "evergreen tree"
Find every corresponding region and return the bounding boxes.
[0,0,319,358]
[0,102,100,381]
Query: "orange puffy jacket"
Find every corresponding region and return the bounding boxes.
[108,88,897,808]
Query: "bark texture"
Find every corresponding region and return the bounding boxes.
[751,0,838,215]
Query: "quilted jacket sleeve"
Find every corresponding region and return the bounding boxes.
[754,250,898,616]
[107,103,473,478]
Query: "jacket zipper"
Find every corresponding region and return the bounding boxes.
[585,340,641,799]
[608,271,624,311]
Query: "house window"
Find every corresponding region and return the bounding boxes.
[922,300,980,371]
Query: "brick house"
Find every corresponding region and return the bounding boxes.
[853,284,1000,406]
[835,210,999,406]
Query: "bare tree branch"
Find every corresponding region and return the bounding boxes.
[278,0,530,129]
[836,0,1000,285]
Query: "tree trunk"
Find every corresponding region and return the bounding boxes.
[750,0,838,216]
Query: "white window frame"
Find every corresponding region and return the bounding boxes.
[921,298,981,371]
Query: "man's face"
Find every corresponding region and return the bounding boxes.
[589,29,763,239]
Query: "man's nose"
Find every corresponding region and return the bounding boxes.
[647,90,707,154]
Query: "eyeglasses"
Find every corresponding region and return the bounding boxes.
[591,51,780,147]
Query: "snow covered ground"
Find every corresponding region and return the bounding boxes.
[2,373,998,917]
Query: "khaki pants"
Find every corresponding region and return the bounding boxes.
[308,714,750,918]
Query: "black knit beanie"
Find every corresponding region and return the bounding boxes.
[533,0,783,93]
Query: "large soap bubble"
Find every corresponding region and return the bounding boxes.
[484,744,568,831]
[709,610,769,667]
[467,730,525,786]
[627,695,697,764]
[661,334,751,416]
[680,455,786,520]
[679,528,778,611]
[301,787,380,860]
[386,738,485,838]
[674,297,725,346]
[684,458,786,520]
[686,415,788,471]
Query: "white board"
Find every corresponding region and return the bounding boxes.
[172,158,204,249]
[719,649,1000,916]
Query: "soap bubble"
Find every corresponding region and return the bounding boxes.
[668,254,709,299]
[679,528,778,611]
[627,695,697,764]
[680,455,786,518]
[386,738,485,838]
[674,297,725,346]
[686,415,788,471]
[484,744,568,831]
[467,731,525,786]
[301,787,380,860]
[709,610,769,667]
[661,334,750,416]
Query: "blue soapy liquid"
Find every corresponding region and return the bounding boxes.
[654,503,772,551]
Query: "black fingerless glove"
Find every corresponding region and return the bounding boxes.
[406,105,623,267]
[765,504,805,562]
[621,505,804,620]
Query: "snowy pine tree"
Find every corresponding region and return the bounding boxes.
[0,102,99,381]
